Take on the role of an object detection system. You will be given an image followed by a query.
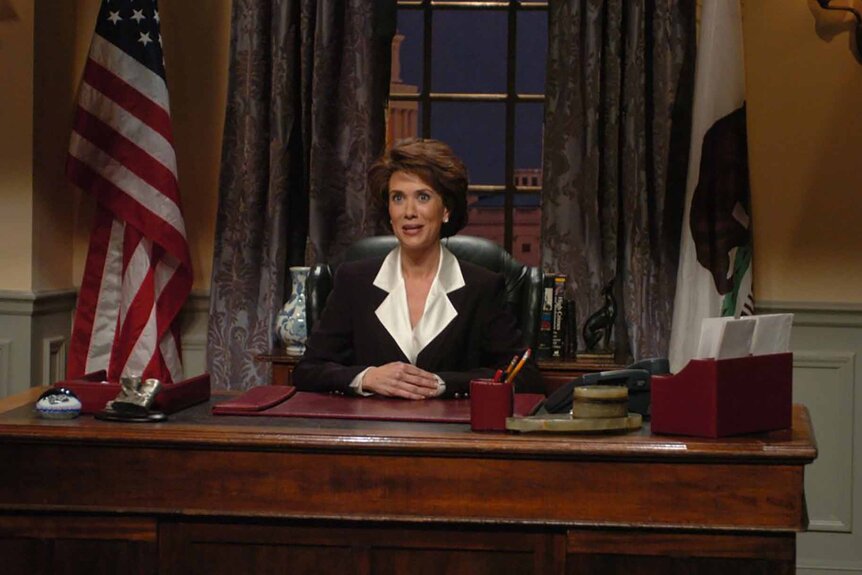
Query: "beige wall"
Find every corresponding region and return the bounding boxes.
[160,1,230,289]
[32,0,77,291]
[4,0,861,303]
[0,0,34,291]
[2,0,230,293]
[69,0,230,290]
[745,0,862,303]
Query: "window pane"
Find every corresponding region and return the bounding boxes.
[395,10,423,92]
[430,102,504,185]
[432,10,507,93]
[514,192,541,266]
[514,102,543,176]
[516,11,547,94]
[462,192,504,247]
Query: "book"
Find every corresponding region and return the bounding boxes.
[551,275,567,358]
[536,274,555,360]
[562,298,577,359]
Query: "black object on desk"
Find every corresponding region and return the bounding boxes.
[532,358,670,419]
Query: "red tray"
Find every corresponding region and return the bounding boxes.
[650,353,792,438]
[54,373,211,415]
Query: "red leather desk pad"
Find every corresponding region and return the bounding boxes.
[214,388,544,424]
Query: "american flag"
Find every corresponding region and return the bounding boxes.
[67,0,192,383]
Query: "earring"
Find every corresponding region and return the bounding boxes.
[443,216,449,223]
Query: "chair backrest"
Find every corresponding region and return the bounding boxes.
[306,235,543,348]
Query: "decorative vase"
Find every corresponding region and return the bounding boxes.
[275,266,310,356]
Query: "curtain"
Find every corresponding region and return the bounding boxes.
[207,0,394,390]
[541,0,695,361]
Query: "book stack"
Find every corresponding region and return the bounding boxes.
[536,274,572,360]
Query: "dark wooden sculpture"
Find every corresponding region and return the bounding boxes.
[583,278,617,352]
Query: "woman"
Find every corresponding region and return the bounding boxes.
[293,139,541,399]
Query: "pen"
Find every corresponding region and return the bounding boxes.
[505,348,531,383]
[493,369,504,382]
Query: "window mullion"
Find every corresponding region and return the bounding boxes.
[503,2,517,253]
[422,0,432,138]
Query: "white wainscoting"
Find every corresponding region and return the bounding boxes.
[758,302,862,575]
[179,291,211,379]
[0,289,211,397]
[0,338,11,398]
[0,289,77,397]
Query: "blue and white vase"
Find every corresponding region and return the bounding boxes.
[275,266,310,356]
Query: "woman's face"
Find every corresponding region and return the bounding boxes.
[388,171,450,255]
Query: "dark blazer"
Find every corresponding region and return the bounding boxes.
[293,254,542,397]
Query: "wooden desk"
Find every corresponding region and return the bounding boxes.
[0,388,816,574]
[257,351,626,394]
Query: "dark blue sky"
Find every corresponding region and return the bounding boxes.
[397,9,547,185]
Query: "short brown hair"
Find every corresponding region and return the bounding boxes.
[368,138,469,238]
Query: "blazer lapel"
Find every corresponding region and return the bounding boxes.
[412,247,463,357]
[373,248,415,362]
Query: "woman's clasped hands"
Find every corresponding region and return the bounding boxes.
[362,362,442,399]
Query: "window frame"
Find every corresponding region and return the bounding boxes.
[391,0,548,253]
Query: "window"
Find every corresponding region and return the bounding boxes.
[388,0,548,267]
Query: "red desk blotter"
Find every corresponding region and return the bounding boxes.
[54,373,211,415]
[650,353,792,438]
[213,387,544,424]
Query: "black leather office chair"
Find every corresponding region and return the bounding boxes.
[305,235,543,349]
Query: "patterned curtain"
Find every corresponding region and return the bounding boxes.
[208,0,394,390]
[541,0,696,361]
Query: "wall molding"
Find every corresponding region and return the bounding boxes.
[185,290,211,314]
[41,336,67,386]
[798,560,862,574]
[0,289,78,317]
[794,351,855,533]
[758,300,862,328]
[0,339,10,398]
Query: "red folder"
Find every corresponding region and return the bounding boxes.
[650,353,792,438]
[212,386,296,414]
[55,373,211,415]
[213,389,544,424]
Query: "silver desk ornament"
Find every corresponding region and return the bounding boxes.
[97,375,167,422]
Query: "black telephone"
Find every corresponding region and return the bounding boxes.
[531,358,670,420]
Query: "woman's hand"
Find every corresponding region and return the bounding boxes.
[362,362,441,400]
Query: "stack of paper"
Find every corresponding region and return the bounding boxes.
[695,314,793,360]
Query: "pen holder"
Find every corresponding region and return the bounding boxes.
[470,379,513,432]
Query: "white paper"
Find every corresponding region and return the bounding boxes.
[696,316,756,360]
[696,317,729,359]
[716,317,756,359]
[750,313,793,355]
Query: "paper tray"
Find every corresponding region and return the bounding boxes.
[54,372,211,415]
[650,353,792,438]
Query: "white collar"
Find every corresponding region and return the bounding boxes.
[373,245,465,363]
